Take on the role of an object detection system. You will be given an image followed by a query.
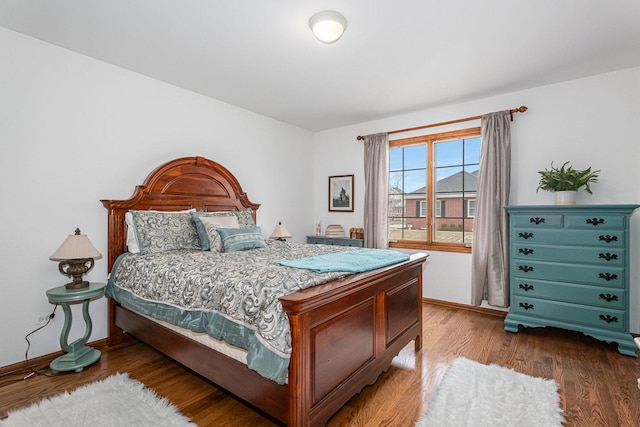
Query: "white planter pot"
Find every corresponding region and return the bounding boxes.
[555,191,577,205]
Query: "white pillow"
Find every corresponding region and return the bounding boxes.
[125,209,195,254]
[199,215,240,252]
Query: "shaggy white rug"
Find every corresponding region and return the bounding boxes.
[416,358,564,427]
[1,373,194,427]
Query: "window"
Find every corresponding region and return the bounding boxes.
[467,200,476,218]
[388,127,480,253]
[419,200,427,217]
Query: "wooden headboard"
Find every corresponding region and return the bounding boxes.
[100,156,260,271]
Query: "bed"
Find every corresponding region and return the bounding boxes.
[101,156,427,426]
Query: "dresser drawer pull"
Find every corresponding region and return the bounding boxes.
[598,235,618,243]
[519,302,534,310]
[529,217,545,225]
[599,314,618,323]
[599,293,619,302]
[519,284,534,291]
[586,217,605,226]
[598,252,618,261]
[518,232,534,240]
[598,272,618,281]
[518,265,533,273]
[518,248,534,255]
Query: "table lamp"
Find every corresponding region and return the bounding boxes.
[50,228,102,289]
[270,222,292,241]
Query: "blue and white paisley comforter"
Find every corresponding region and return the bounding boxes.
[106,241,356,384]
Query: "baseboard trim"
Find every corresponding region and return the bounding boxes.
[423,297,508,318]
[0,338,108,376]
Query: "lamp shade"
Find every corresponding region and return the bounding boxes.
[270,222,292,240]
[309,11,347,44]
[50,229,102,261]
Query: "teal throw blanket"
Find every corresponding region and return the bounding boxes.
[280,249,410,273]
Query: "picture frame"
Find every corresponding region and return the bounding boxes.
[328,175,354,212]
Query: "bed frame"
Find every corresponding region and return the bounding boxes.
[101,156,427,426]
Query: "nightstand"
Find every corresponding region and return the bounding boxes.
[306,236,364,247]
[46,282,106,373]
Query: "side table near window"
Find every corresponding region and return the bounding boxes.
[306,236,364,247]
[46,282,106,373]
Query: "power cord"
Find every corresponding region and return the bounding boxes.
[25,304,58,378]
[0,304,59,388]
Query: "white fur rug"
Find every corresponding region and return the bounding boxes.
[1,373,194,427]
[416,358,564,427]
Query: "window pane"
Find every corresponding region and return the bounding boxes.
[435,140,462,167]
[388,193,404,217]
[389,171,404,192]
[404,169,426,195]
[435,166,462,194]
[389,148,403,171]
[464,137,481,165]
[434,219,464,243]
[388,217,405,241]
[403,145,426,170]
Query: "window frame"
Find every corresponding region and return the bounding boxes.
[388,127,480,254]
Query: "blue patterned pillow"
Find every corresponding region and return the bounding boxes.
[191,209,255,251]
[216,227,267,252]
[131,210,201,254]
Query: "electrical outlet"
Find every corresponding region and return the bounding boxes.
[33,313,53,325]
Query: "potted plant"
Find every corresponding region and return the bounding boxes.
[537,161,600,205]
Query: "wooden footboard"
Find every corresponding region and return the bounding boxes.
[281,253,424,426]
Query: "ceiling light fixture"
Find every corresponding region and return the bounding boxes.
[309,11,347,44]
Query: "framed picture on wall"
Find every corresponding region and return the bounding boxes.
[328,175,354,212]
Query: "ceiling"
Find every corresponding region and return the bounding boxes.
[1,1,639,132]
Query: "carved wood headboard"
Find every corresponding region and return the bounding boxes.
[100,156,260,271]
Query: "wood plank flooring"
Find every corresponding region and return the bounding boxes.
[1,302,639,426]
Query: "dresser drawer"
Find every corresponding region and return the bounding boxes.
[511,296,626,332]
[512,278,625,309]
[512,243,625,266]
[513,260,625,288]
[510,214,563,228]
[512,229,625,247]
[564,214,626,230]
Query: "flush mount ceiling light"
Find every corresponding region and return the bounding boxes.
[309,10,347,44]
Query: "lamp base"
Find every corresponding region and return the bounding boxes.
[58,258,94,290]
[65,280,90,290]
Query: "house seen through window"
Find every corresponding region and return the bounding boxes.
[388,127,480,253]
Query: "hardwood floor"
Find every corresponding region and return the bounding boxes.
[1,302,639,426]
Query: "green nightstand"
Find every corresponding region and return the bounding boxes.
[46,282,106,373]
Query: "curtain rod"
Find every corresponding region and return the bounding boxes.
[356,105,528,141]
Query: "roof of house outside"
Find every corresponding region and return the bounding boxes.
[403,170,478,197]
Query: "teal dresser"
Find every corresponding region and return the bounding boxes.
[504,204,639,357]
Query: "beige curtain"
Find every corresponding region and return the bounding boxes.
[363,132,389,248]
[471,111,511,307]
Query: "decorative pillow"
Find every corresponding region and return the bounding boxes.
[235,208,256,228]
[125,209,194,254]
[216,227,267,252]
[198,215,239,252]
[130,210,201,254]
[191,208,256,250]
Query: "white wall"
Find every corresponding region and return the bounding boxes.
[0,28,314,367]
[314,67,640,331]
